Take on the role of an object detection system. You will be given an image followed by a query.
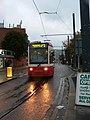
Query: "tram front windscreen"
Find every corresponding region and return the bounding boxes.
[29,43,48,64]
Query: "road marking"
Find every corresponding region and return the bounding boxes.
[56,105,64,109]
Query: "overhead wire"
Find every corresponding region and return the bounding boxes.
[32,0,72,39]
[39,14,47,39]
[55,0,72,32]
[56,0,62,12]
[32,0,39,13]
[56,13,72,32]
[32,0,47,40]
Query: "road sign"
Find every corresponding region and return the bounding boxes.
[75,39,82,55]
[76,73,90,106]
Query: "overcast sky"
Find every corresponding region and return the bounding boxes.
[0,0,81,49]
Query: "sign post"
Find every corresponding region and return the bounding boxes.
[76,73,90,106]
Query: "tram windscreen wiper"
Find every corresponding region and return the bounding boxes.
[37,56,47,67]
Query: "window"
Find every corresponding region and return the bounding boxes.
[30,48,48,64]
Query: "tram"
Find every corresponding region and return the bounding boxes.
[28,41,55,77]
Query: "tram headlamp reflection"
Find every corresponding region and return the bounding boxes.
[44,67,48,71]
[30,68,33,71]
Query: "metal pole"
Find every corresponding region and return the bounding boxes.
[80,0,90,72]
[73,13,76,68]
[78,39,80,70]
[61,46,64,64]
[67,36,70,65]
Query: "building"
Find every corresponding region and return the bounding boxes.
[0,27,26,47]
[0,22,28,67]
[0,49,14,68]
[54,49,61,63]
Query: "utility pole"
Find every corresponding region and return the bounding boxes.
[77,38,80,70]
[80,0,90,72]
[67,36,70,65]
[73,13,76,68]
[61,46,64,64]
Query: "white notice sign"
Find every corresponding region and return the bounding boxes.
[75,73,90,106]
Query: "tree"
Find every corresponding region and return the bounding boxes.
[1,31,28,59]
[63,32,82,66]
[63,39,74,65]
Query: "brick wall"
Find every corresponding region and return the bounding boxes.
[13,57,28,67]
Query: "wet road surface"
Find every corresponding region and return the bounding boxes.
[0,64,74,120]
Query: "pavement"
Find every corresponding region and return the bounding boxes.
[0,66,28,84]
[63,67,90,120]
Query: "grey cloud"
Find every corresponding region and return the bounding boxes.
[0,0,80,46]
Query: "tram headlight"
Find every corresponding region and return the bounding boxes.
[44,67,48,71]
[30,68,33,71]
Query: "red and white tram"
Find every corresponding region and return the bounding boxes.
[28,41,54,77]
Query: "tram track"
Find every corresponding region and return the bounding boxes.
[0,77,48,119]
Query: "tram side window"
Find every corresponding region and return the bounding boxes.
[50,51,54,63]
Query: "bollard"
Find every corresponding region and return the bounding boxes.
[7,67,12,78]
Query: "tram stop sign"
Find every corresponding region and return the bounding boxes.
[75,73,90,106]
